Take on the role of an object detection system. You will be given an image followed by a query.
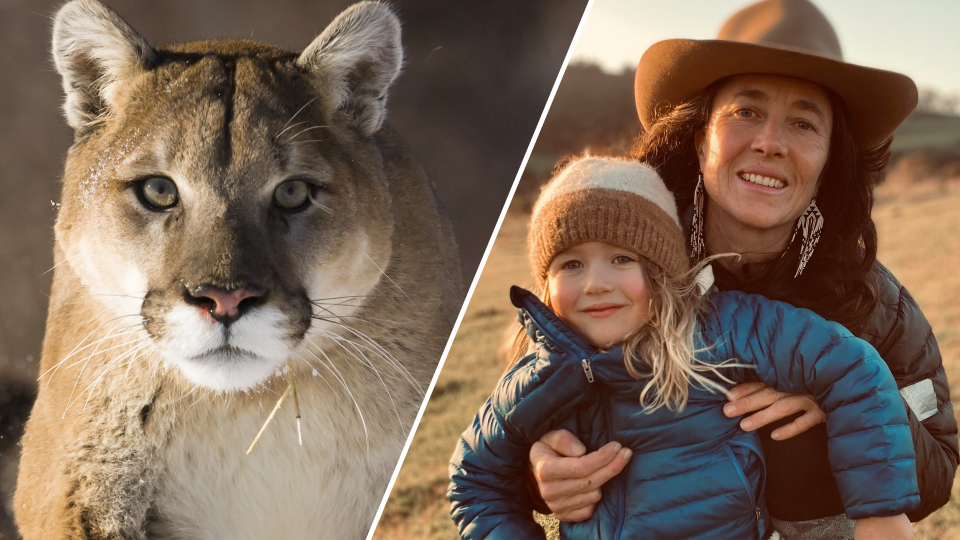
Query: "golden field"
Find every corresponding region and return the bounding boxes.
[372,181,960,540]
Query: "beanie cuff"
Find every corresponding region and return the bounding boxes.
[529,188,687,282]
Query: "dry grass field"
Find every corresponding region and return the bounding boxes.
[372,181,960,540]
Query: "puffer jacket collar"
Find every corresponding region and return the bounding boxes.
[510,285,594,359]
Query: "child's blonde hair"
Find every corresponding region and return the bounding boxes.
[626,257,735,412]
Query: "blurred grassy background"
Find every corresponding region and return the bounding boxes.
[372,178,960,539]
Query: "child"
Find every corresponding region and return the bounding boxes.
[447,156,918,540]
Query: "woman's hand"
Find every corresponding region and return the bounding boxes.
[722,382,826,440]
[854,514,914,540]
[529,429,632,521]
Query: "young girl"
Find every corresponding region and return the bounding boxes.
[447,156,918,540]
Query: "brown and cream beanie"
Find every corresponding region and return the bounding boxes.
[529,156,688,284]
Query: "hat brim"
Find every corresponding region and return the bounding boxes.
[635,39,918,149]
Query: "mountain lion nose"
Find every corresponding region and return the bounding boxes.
[189,284,265,321]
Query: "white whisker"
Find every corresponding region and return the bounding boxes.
[307,190,334,215]
[79,344,148,411]
[303,344,369,452]
[163,381,202,408]
[42,325,140,388]
[316,331,404,434]
[331,322,422,395]
[362,253,411,303]
[275,120,307,140]
[38,325,103,383]
[313,312,399,326]
[285,125,329,143]
[311,294,373,301]
[62,325,123,419]
[58,333,144,375]
[293,352,336,393]
[280,97,317,130]
[40,252,83,276]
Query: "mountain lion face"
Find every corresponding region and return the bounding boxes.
[15,2,462,537]
[54,3,400,391]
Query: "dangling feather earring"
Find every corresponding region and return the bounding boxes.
[691,172,706,261]
[789,198,824,278]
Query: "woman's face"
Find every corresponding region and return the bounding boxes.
[547,242,650,348]
[696,74,833,234]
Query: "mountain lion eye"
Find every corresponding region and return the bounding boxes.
[273,180,310,210]
[140,177,178,209]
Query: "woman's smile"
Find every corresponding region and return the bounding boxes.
[737,170,787,190]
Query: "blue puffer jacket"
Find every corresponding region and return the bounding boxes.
[448,287,920,540]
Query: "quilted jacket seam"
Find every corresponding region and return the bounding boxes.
[900,331,935,380]
[633,488,750,517]
[878,282,906,355]
[833,456,915,474]
[829,419,910,441]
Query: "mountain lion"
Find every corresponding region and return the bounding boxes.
[14,1,463,538]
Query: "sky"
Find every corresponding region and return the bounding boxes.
[572,0,960,96]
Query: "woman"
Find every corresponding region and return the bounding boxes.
[527,0,958,538]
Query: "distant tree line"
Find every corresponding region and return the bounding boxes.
[918,88,960,115]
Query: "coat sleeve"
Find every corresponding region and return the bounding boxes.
[448,348,595,540]
[860,263,959,521]
[708,291,921,519]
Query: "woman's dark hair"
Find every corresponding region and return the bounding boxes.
[631,77,889,330]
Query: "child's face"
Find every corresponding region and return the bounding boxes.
[547,242,651,348]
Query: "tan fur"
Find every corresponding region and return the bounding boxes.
[15,1,462,538]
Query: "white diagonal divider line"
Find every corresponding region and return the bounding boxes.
[364,1,597,538]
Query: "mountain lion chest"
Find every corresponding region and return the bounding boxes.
[147,381,404,539]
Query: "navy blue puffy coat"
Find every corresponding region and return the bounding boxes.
[448,287,920,540]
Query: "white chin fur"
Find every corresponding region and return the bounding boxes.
[159,304,292,391]
[172,350,282,392]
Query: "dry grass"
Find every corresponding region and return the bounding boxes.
[874,182,960,540]
[372,183,960,540]
[371,215,534,540]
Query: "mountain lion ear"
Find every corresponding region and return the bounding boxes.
[52,0,155,132]
[296,2,402,138]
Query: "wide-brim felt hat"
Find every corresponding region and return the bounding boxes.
[635,0,918,149]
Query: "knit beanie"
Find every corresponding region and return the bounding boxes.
[528,156,688,284]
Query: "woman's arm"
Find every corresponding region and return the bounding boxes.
[719,264,958,520]
[866,264,958,520]
[712,291,920,518]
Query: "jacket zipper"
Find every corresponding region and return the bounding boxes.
[724,440,766,539]
[601,389,626,540]
[583,356,624,539]
[581,358,595,382]
[614,465,627,540]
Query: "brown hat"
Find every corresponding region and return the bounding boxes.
[635,0,917,149]
[528,156,688,285]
